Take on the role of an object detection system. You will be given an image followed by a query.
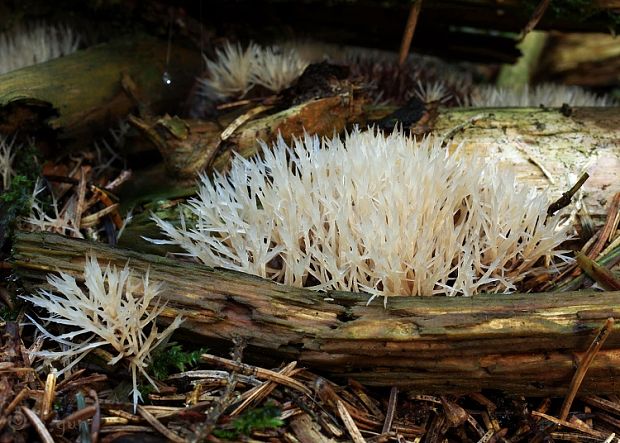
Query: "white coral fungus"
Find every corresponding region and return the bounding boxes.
[200,42,259,100]
[0,23,80,74]
[466,84,616,107]
[151,128,569,302]
[251,45,310,93]
[0,134,16,190]
[200,41,309,99]
[21,257,183,411]
[24,180,83,237]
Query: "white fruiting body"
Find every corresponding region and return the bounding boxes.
[0,23,80,74]
[200,42,308,99]
[200,42,259,99]
[414,80,451,103]
[466,84,616,107]
[24,180,83,238]
[0,134,16,190]
[250,46,309,93]
[22,257,183,411]
[151,128,569,303]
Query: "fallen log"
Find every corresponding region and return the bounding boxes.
[12,231,620,396]
[433,107,620,223]
[0,34,201,149]
[126,94,363,179]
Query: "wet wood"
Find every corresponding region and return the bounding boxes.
[13,231,620,396]
[126,94,363,179]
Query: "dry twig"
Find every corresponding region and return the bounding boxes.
[560,317,616,420]
[398,0,423,67]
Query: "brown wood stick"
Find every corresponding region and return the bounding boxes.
[382,387,398,433]
[532,411,606,439]
[559,317,615,420]
[588,192,620,259]
[398,1,423,67]
[520,0,552,40]
[200,353,311,396]
[137,405,185,443]
[547,172,589,216]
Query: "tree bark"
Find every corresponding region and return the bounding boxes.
[12,231,620,396]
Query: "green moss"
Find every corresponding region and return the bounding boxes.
[148,343,207,381]
[0,304,19,321]
[1,140,40,249]
[1,175,35,249]
[213,402,284,439]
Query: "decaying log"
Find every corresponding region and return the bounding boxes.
[127,94,364,179]
[0,35,201,148]
[12,231,620,396]
[212,94,364,172]
[432,107,620,223]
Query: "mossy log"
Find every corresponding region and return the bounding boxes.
[12,231,620,396]
[0,34,201,149]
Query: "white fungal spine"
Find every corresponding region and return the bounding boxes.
[0,23,80,75]
[250,45,309,93]
[199,41,308,99]
[151,128,569,303]
[0,134,16,190]
[200,42,259,100]
[465,84,616,107]
[21,256,183,412]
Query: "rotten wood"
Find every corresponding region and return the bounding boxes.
[127,115,222,179]
[210,94,364,173]
[12,231,620,396]
[127,94,363,179]
[432,107,620,224]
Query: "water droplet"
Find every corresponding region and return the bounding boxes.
[162,71,172,85]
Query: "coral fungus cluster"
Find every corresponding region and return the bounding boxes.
[199,42,309,99]
[0,23,79,75]
[21,257,183,410]
[465,83,616,107]
[152,128,569,303]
